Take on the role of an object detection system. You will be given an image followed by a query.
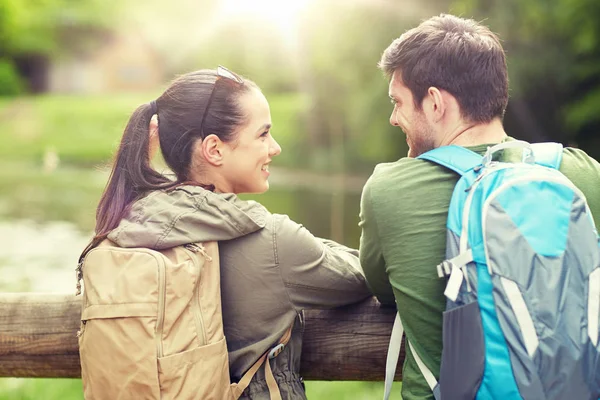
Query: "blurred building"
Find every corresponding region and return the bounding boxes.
[48,33,164,94]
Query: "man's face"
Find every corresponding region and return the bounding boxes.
[388,71,436,158]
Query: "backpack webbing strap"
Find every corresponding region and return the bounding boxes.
[418,145,483,177]
[383,313,403,400]
[384,313,440,400]
[233,324,294,400]
[530,142,563,169]
[76,234,108,296]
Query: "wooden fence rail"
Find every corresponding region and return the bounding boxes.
[0,294,404,381]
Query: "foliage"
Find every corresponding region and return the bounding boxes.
[0,59,23,96]
[290,2,423,173]
[132,1,425,173]
[1,0,121,57]
[452,0,600,159]
[2,0,600,168]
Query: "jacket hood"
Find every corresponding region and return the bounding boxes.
[107,185,268,249]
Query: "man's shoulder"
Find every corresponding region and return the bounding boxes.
[559,147,600,190]
[366,156,458,195]
[560,146,600,170]
[559,147,600,225]
[368,157,442,187]
[362,156,460,221]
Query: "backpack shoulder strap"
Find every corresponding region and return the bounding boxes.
[383,313,403,400]
[232,324,294,400]
[417,145,483,177]
[530,142,563,169]
[384,313,440,400]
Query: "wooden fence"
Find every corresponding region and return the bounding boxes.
[0,294,404,381]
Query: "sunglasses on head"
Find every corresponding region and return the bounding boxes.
[199,65,244,135]
[216,65,243,84]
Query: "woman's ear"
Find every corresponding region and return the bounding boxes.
[200,134,225,166]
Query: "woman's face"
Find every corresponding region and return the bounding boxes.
[220,88,281,194]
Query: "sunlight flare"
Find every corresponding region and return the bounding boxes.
[218,0,312,43]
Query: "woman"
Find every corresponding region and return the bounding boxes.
[78,67,371,399]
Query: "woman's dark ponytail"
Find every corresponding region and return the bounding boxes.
[78,102,176,292]
[94,102,176,239]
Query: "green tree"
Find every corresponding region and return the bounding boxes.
[453,0,600,159]
[2,0,120,55]
[0,0,122,93]
[296,1,435,173]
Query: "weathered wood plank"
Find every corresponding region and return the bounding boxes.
[301,298,404,381]
[0,293,81,378]
[0,293,404,380]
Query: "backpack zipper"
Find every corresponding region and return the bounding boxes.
[456,164,514,292]
[183,243,210,346]
[78,245,170,358]
[156,253,167,358]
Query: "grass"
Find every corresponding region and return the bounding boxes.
[0,379,83,400]
[0,91,308,167]
[0,93,149,165]
[307,381,402,399]
[0,379,402,400]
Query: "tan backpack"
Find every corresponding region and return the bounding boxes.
[76,239,291,400]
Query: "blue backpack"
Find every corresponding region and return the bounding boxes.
[384,141,600,400]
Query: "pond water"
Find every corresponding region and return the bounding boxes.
[0,220,91,293]
[0,166,365,293]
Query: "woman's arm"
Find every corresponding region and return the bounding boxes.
[272,214,372,311]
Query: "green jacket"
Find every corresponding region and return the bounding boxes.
[108,185,371,399]
[359,140,600,400]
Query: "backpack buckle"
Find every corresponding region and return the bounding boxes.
[75,261,84,296]
[268,343,285,359]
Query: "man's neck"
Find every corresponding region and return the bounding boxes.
[440,118,507,148]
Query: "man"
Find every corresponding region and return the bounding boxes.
[359,14,600,400]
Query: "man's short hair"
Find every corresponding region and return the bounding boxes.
[379,14,509,123]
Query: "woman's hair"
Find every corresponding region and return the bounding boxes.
[94,69,256,239]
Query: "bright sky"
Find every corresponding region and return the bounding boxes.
[217,0,313,44]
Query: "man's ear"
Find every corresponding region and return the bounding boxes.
[200,134,225,166]
[423,86,445,123]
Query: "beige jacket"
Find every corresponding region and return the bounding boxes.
[108,185,371,399]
